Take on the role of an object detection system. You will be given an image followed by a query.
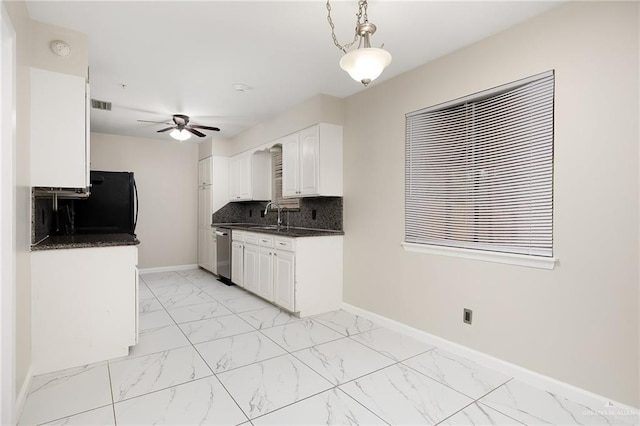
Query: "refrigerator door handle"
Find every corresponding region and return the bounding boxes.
[133,177,139,235]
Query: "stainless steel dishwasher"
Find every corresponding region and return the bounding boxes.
[215,227,232,283]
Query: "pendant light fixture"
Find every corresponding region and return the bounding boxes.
[170,129,191,141]
[326,0,392,86]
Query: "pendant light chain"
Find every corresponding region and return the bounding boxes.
[326,0,368,53]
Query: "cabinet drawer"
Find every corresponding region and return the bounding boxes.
[244,232,260,245]
[274,237,295,252]
[258,234,275,248]
[232,230,245,242]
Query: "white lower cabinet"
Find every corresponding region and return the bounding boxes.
[231,231,245,287]
[256,247,274,301]
[240,232,342,316]
[243,243,259,293]
[31,246,138,375]
[273,250,295,311]
[210,228,218,275]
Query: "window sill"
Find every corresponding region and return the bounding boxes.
[401,242,557,270]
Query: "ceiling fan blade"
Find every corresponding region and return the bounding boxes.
[190,124,220,132]
[186,127,206,137]
[137,119,172,124]
[157,127,175,133]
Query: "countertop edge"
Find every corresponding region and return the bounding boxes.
[31,234,140,251]
[211,223,344,237]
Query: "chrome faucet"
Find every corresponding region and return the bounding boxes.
[264,201,282,228]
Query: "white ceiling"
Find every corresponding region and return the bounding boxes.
[26,1,560,142]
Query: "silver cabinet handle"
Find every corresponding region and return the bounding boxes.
[278,242,286,245]
[215,231,228,236]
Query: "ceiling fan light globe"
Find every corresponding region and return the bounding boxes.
[170,129,191,141]
[339,47,392,86]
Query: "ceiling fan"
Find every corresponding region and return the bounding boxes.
[137,114,220,140]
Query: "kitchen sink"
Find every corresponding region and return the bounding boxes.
[249,225,281,230]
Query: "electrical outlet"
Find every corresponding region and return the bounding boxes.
[312,209,317,220]
[249,209,252,217]
[463,308,473,325]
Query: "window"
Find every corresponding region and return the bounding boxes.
[404,71,555,268]
[271,144,300,210]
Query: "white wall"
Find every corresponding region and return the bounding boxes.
[342,2,639,406]
[90,132,199,269]
[229,94,344,156]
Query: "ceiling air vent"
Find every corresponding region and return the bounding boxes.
[91,99,112,111]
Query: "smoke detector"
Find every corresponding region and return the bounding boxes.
[50,40,71,57]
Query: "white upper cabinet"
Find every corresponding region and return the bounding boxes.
[31,68,89,188]
[229,151,271,202]
[198,156,212,187]
[281,123,343,198]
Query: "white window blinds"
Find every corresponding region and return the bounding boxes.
[405,71,554,257]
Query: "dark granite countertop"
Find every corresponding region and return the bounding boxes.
[212,223,344,238]
[31,233,140,251]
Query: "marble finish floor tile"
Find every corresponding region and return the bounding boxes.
[41,405,115,426]
[166,300,232,323]
[138,309,175,331]
[157,289,216,309]
[293,337,395,385]
[148,281,203,298]
[313,309,381,336]
[238,305,301,330]
[139,297,163,313]
[351,327,435,361]
[115,376,247,425]
[109,346,212,402]
[218,354,333,419]
[220,294,274,313]
[177,268,215,281]
[403,348,511,399]
[19,363,112,426]
[260,319,345,352]
[127,324,191,358]
[480,379,639,425]
[178,314,255,344]
[439,402,523,425]
[195,331,287,373]
[137,282,154,299]
[252,388,386,426]
[203,285,251,301]
[339,364,472,425]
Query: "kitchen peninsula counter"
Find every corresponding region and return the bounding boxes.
[31,233,140,251]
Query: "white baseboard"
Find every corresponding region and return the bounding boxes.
[15,365,33,423]
[342,302,638,412]
[138,264,199,274]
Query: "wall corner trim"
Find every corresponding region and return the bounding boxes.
[342,302,638,411]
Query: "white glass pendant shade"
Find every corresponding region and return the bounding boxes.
[170,129,191,141]
[339,47,392,86]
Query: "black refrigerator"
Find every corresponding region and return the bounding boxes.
[74,171,138,235]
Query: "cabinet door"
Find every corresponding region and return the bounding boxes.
[198,187,211,229]
[231,242,244,287]
[31,68,88,188]
[239,155,252,200]
[198,228,208,269]
[281,134,300,197]
[256,247,274,301]
[298,126,320,196]
[199,157,212,186]
[243,244,259,293]
[273,250,295,311]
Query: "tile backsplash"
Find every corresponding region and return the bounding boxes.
[212,196,342,231]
